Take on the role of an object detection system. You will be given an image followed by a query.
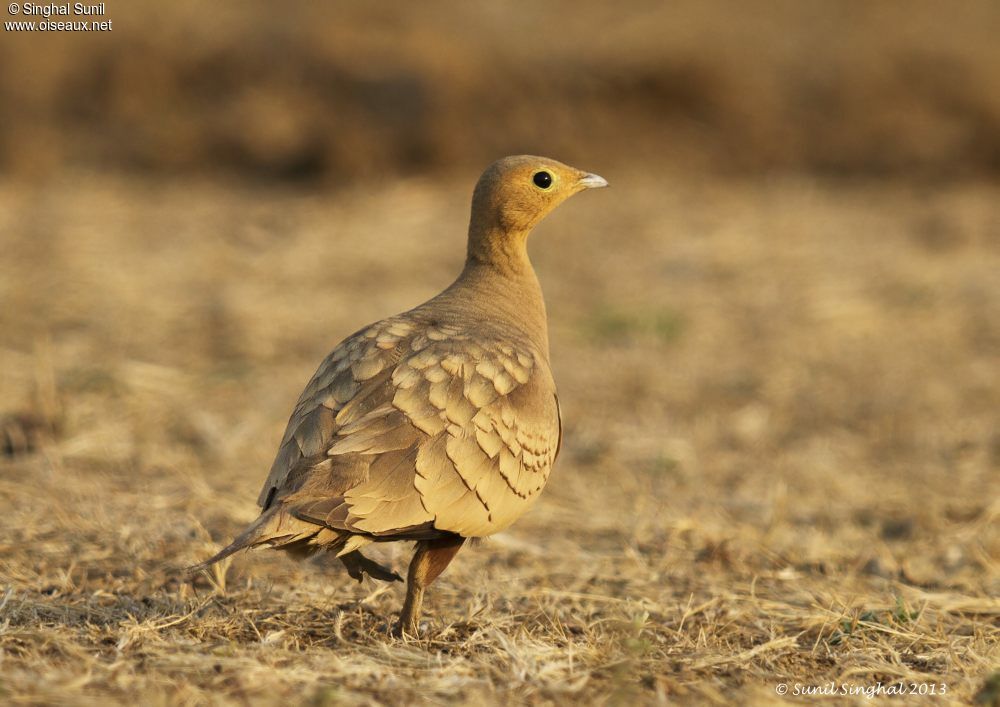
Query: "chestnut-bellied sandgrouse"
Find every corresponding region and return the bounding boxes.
[192,156,608,635]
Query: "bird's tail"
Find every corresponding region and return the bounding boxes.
[187,506,402,583]
[187,506,333,573]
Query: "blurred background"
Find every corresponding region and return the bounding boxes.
[3,0,1000,181]
[1,1,998,703]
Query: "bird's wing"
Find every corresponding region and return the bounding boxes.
[259,317,560,539]
[257,316,418,509]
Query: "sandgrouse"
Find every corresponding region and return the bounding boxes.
[193,155,608,635]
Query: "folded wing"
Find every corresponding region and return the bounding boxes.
[258,317,561,541]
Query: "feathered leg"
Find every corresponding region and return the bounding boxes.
[394,535,465,636]
[339,549,403,583]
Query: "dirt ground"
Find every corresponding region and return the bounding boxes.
[0,168,997,705]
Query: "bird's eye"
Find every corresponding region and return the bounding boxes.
[532,171,553,189]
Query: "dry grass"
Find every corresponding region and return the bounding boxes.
[1,170,998,705]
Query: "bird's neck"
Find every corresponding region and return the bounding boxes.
[439,227,550,358]
[465,221,533,276]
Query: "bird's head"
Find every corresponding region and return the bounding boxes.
[467,155,607,269]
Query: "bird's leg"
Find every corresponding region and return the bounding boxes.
[338,549,403,583]
[394,535,465,637]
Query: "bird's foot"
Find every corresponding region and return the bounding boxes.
[339,550,403,583]
[391,614,421,638]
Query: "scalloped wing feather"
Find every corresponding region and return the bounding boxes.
[256,316,560,540]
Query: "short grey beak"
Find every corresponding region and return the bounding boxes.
[578,172,609,189]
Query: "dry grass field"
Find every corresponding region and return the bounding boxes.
[1,169,997,704]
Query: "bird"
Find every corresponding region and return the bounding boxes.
[191,155,608,636]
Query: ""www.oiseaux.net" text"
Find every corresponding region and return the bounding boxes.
[5,3,112,32]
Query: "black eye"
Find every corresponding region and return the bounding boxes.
[532,171,552,189]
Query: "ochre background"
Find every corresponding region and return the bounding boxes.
[1,2,998,704]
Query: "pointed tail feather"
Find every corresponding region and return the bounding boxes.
[187,507,330,573]
[187,508,275,573]
[186,541,246,573]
